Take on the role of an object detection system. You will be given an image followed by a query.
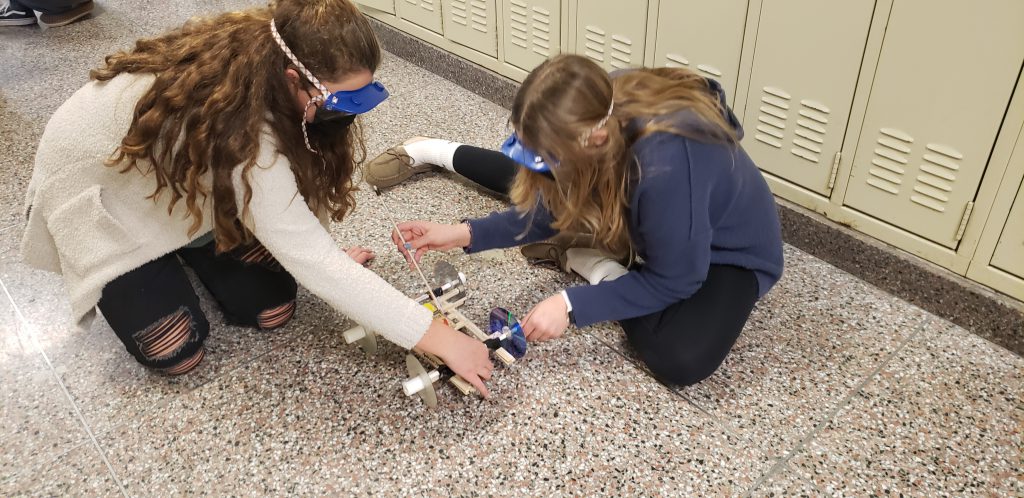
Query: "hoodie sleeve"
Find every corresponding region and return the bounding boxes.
[465,200,558,253]
[564,134,713,327]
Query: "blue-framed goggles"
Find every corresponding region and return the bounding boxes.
[501,132,555,173]
[322,81,390,114]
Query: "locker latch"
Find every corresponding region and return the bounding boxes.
[954,201,975,243]
[826,151,842,193]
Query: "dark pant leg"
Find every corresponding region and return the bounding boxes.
[619,264,759,386]
[451,145,520,195]
[98,253,210,373]
[177,241,298,329]
[15,0,88,15]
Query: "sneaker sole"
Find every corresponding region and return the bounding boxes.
[0,18,37,26]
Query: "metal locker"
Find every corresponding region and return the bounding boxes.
[740,0,874,196]
[356,0,395,14]
[842,0,1024,249]
[443,0,498,57]
[397,0,444,34]
[502,0,560,72]
[990,181,1024,280]
[652,0,748,105]
[575,0,648,71]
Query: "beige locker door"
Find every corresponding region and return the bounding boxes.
[356,0,395,14]
[397,0,444,34]
[653,0,747,105]
[442,0,498,57]
[843,0,1024,249]
[503,0,560,72]
[741,0,874,196]
[991,182,1024,279]
[576,0,648,71]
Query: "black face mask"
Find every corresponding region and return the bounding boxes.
[311,106,357,128]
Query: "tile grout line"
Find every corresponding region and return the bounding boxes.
[585,329,743,439]
[0,278,131,498]
[85,323,319,444]
[741,316,933,496]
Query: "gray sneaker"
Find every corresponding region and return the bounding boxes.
[37,0,93,28]
[0,0,36,26]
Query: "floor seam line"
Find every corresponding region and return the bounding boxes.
[742,317,931,495]
[0,278,131,498]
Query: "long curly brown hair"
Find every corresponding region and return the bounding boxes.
[90,0,380,251]
[509,55,738,258]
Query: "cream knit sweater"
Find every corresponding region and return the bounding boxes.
[21,73,432,349]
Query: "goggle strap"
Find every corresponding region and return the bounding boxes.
[270,19,330,101]
[580,101,615,145]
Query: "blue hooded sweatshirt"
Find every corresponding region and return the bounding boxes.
[466,77,784,328]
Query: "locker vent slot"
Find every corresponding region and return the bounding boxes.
[583,25,606,62]
[584,27,632,68]
[697,64,723,78]
[530,6,552,56]
[406,0,437,12]
[755,87,790,149]
[449,0,488,32]
[510,1,551,56]
[911,143,962,213]
[665,53,689,67]
[789,100,829,164]
[865,129,912,196]
[609,34,633,69]
[509,0,529,49]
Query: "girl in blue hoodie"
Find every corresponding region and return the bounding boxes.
[367,54,784,386]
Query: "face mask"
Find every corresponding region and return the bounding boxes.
[311,106,357,128]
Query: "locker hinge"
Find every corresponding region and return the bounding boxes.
[954,201,975,242]
[826,151,842,193]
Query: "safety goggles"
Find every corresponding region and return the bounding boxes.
[270,19,390,152]
[321,81,389,114]
[501,132,555,173]
[501,101,614,173]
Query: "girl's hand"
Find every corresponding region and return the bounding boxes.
[416,318,493,397]
[343,245,376,266]
[522,294,570,342]
[392,221,471,265]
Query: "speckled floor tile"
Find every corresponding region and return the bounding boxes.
[589,245,931,460]
[0,441,121,497]
[748,464,821,497]
[0,275,89,482]
[99,327,768,496]
[0,228,315,438]
[789,317,1024,496]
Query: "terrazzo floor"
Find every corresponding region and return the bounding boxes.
[2,1,1022,496]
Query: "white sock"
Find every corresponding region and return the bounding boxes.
[402,138,462,172]
[565,248,628,285]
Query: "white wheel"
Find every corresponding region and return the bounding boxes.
[342,326,378,355]
[404,354,438,408]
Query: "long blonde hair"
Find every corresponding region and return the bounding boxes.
[509,55,738,257]
[91,0,380,251]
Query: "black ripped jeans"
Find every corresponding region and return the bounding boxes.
[452,145,759,386]
[97,240,297,373]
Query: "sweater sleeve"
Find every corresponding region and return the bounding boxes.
[565,135,712,327]
[465,200,557,253]
[234,153,433,350]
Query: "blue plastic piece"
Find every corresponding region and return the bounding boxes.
[489,307,528,359]
[322,81,389,114]
[500,132,554,173]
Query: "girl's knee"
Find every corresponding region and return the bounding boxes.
[256,300,296,330]
[130,307,209,375]
[637,341,726,387]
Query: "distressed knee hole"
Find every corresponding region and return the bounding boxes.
[240,244,282,270]
[161,346,205,376]
[257,300,295,329]
[133,307,195,362]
